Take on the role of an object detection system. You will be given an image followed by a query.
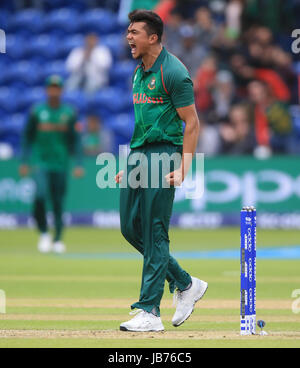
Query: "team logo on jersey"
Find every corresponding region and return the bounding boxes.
[148,77,156,90]
[40,111,49,121]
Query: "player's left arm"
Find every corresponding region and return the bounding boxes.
[69,111,84,178]
[165,104,200,186]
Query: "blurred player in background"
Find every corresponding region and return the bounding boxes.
[19,75,84,254]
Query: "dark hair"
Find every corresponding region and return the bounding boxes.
[128,9,164,43]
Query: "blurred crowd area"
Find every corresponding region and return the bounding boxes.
[0,0,300,159]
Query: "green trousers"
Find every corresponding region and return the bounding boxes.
[120,143,192,316]
[33,168,67,242]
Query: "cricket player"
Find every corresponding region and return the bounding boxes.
[19,75,83,254]
[115,10,208,332]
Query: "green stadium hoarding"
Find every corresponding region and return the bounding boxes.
[0,156,300,213]
[0,156,300,228]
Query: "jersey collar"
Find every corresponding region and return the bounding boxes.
[140,47,167,74]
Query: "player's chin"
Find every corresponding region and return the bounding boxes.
[131,52,141,60]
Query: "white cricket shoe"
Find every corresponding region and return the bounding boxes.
[120,309,164,332]
[172,277,208,327]
[53,241,66,254]
[38,233,52,254]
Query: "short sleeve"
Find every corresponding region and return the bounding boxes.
[166,69,195,109]
[132,65,141,84]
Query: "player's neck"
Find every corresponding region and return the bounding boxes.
[142,44,163,71]
[48,99,61,109]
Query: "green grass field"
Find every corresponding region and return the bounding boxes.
[0,227,300,348]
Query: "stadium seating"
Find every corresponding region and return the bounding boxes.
[44,0,88,12]
[6,9,44,34]
[102,33,127,61]
[43,8,81,35]
[0,88,20,113]
[5,35,29,60]
[17,87,46,113]
[27,34,61,60]
[79,9,118,34]
[0,10,9,30]
[104,113,135,149]
[41,60,68,81]
[63,90,87,115]
[58,34,85,59]
[87,87,132,116]
[0,61,10,86]
[0,7,134,153]
[1,113,27,134]
[2,4,299,155]
[5,61,44,87]
[0,132,20,153]
[109,60,136,88]
[108,113,135,141]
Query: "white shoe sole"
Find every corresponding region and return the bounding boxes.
[120,325,164,332]
[173,281,208,327]
[53,244,66,254]
[53,248,66,254]
[38,246,53,254]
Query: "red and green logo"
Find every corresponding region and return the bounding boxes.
[148,77,156,90]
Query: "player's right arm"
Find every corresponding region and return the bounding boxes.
[19,108,38,177]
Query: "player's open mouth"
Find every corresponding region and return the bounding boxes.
[129,43,137,54]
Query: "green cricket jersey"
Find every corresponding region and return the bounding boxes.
[22,102,81,170]
[131,47,195,149]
